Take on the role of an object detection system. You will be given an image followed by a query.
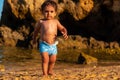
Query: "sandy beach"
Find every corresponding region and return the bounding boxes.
[0,60,120,80]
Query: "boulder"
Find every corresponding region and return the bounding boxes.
[78,52,98,65]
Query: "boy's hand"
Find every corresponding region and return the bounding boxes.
[61,28,68,40]
[62,33,68,40]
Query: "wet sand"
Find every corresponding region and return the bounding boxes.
[0,60,120,80]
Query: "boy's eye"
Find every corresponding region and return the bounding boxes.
[44,10,54,13]
[45,11,49,13]
[51,11,53,13]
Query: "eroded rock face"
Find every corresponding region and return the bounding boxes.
[0,25,24,46]
[0,0,94,47]
[1,0,93,20]
[1,0,94,27]
[0,0,120,47]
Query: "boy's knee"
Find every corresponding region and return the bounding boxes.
[49,60,56,64]
[42,59,49,63]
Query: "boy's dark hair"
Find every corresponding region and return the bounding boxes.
[41,0,58,12]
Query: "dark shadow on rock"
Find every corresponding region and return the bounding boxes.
[16,8,35,48]
[1,0,19,29]
[77,53,86,64]
[59,0,120,43]
[59,11,89,37]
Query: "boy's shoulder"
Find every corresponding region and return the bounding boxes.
[39,19,44,23]
[52,19,59,23]
[36,19,45,25]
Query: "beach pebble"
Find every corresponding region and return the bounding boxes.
[1,63,120,80]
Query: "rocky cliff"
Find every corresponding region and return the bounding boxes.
[0,0,120,48]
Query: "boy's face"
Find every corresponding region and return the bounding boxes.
[42,5,56,20]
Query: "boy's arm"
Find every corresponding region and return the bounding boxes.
[33,21,40,44]
[57,20,68,40]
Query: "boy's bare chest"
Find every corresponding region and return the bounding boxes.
[42,22,57,31]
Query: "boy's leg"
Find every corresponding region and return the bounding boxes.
[41,52,49,76]
[48,54,57,75]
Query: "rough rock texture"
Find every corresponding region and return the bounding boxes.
[0,0,93,47]
[78,52,98,64]
[57,35,120,50]
[0,25,24,46]
[0,0,120,48]
[0,0,93,27]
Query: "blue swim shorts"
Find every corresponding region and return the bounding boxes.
[39,41,57,55]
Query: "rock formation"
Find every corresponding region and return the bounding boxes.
[0,25,24,46]
[0,0,120,48]
[0,0,93,27]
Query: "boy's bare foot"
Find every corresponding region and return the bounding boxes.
[48,73,54,75]
[48,72,56,77]
[48,71,54,75]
